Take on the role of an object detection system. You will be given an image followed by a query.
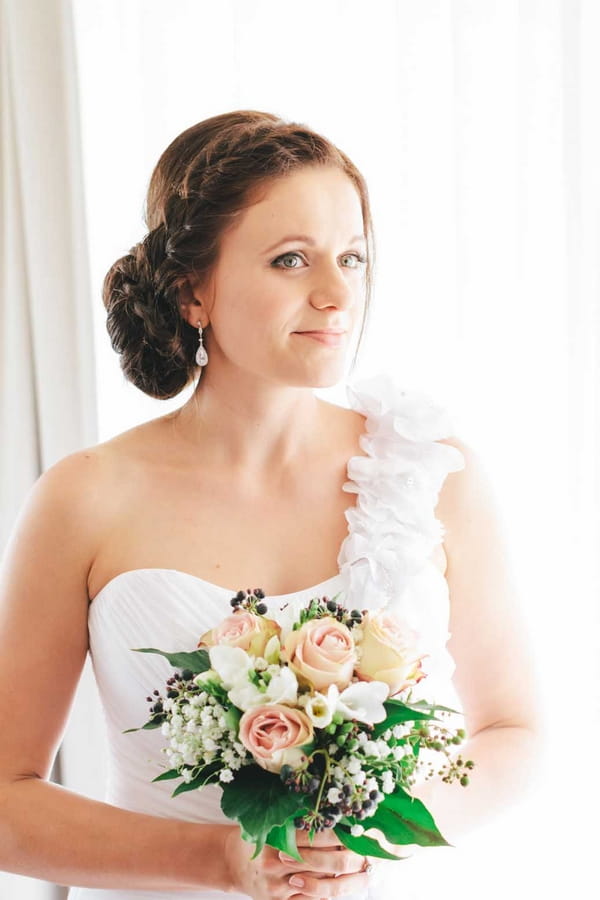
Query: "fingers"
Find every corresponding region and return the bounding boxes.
[296,828,342,848]
[279,847,364,877]
[285,870,370,898]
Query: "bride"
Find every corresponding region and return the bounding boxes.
[0,109,540,899]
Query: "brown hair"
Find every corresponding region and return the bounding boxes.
[102,109,375,399]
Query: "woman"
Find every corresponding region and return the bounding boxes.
[0,110,540,899]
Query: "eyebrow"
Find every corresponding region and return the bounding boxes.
[263,233,367,254]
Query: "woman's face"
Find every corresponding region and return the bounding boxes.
[193,164,367,389]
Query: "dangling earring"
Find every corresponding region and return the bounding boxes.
[195,322,208,366]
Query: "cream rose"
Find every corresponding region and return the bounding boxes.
[198,610,280,658]
[355,610,426,696]
[238,704,314,774]
[282,617,356,691]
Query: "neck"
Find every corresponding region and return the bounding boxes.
[167,367,331,481]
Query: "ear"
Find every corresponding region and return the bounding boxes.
[178,275,210,329]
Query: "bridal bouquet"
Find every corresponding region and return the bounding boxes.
[125,589,473,862]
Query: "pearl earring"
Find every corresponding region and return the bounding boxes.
[195,322,208,367]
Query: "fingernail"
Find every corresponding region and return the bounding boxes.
[279,853,296,863]
[289,875,305,888]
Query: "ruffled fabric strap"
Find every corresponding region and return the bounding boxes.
[337,372,466,608]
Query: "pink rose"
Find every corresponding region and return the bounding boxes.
[238,704,314,774]
[282,617,356,691]
[198,610,280,658]
[355,610,426,696]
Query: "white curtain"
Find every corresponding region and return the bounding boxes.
[0,0,97,897]
[2,0,598,896]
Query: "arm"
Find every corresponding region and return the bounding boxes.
[0,452,368,899]
[411,437,545,842]
[0,452,233,892]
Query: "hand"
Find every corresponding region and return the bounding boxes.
[224,825,371,899]
[286,828,372,898]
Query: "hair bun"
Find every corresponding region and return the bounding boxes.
[102,226,196,399]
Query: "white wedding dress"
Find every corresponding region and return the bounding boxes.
[68,372,465,900]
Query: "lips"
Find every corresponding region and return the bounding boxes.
[295,331,346,346]
[296,328,347,335]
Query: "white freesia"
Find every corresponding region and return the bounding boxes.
[329,681,389,725]
[228,665,299,711]
[303,690,336,727]
[208,645,252,688]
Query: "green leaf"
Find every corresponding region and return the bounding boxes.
[220,766,306,859]
[372,700,433,737]
[265,819,304,862]
[333,825,404,860]
[142,718,165,730]
[151,768,180,783]
[406,699,461,716]
[171,761,222,797]
[367,787,451,848]
[131,647,211,673]
[122,716,164,734]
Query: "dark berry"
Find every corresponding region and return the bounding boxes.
[256,603,268,615]
[254,588,265,598]
[326,599,337,612]
[369,789,379,799]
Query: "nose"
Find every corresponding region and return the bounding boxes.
[308,260,358,311]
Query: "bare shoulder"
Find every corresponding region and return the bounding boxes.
[10,416,171,562]
[3,445,119,586]
[434,435,502,542]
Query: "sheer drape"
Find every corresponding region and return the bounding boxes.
[2,0,598,897]
[0,0,96,897]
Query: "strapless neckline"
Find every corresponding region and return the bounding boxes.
[90,566,344,605]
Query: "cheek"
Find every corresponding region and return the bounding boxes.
[210,279,288,345]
